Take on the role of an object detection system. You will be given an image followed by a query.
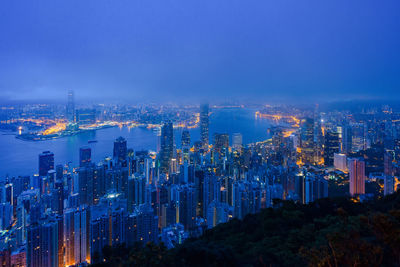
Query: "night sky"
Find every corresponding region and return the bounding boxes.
[0,0,399,103]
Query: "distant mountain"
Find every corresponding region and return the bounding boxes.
[92,193,400,267]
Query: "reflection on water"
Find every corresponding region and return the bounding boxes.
[0,108,272,177]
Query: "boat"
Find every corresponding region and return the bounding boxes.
[88,140,98,144]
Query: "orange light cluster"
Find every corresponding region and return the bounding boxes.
[42,122,66,135]
[255,112,300,127]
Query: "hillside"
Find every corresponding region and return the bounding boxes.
[92,193,400,267]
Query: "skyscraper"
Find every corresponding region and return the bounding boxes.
[300,118,315,164]
[39,151,54,176]
[348,158,365,196]
[214,133,229,155]
[200,103,209,150]
[160,122,174,174]
[113,137,127,163]
[232,133,243,152]
[79,147,92,167]
[66,90,75,123]
[324,130,340,166]
[181,130,191,148]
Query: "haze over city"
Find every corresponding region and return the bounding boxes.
[2,2,400,267]
[1,0,400,103]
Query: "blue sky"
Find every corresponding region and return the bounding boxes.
[0,0,399,103]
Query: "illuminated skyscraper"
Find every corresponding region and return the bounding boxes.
[160,121,174,174]
[66,90,75,123]
[181,130,191,148]
[113,137,127,163]
[324,131,340,166]
[348,158,365,196]
[39,151,54,176]
[200,103,209,149]
[181,130,191,162]
[79,147,92,167]
[232,133,243,152]
[300,118,315,164]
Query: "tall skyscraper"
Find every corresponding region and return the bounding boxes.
[39,151,54,176]
[160,122,174,174]
[79,147,92,167]
[232,133,243,152]
[324,131,340,166]
[113,137,127,163]
[300,118,315,164]
[66,90,75,123]
[348,158,365,196]
[181,130,191,148]
[200,103,209,150]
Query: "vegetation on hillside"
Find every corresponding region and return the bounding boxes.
[92,192,400,267]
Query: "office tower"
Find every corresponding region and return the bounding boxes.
[384,175,394,196]
[113,136,127,163]
[334,153,347,172]
[181,130,191,148]
[66,90,75,123]
[324,131,340,166]
[232,133,243,152]
[54,180,64,215]
[76,108,96,126]
[160,122,174,174]
[351,123,367,152]
[348,158,366,196]
[384,150,394,176]
[214,133,229,155]
[299,118,315,165]
[341,124,352,154]
[200,103,209,149]
[39,151,54,176]
[55,164,63,181]
[79,147,92,167]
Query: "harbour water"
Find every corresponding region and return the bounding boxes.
[0,108,273,177]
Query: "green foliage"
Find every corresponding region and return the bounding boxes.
[91,192,400,266]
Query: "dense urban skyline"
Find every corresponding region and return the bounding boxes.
[1,0,400,103]
[2,1,400,266]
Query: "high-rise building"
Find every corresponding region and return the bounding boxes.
[181,130,191,148]
[213,133,229,155]
[27,219,61,267]
[39,151,54,176]
[300,118,315,164]
[79,147,92,167]
[200,104,209,150]
[348,158,365,196]
[324,131,340,166]
[66,90,75,123]
[384,175,394,196]
[160,122,174,174]
[334,153,347,172]
[113,137,127,163]
[232,133,243,152]
[54,180,64,215]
